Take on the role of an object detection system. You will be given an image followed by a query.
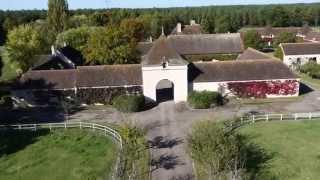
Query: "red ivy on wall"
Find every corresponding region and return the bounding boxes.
[227,80,299,98]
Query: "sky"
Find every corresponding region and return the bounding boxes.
[0,0,319,10]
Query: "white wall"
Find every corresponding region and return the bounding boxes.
[192,79,300,98]
[142,65,188,102]
[192,82,222,92]
[283,54,320,67]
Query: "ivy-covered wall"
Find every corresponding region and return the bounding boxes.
[227,80,299,98]
[12,86,143,106]
[76,86,143,104]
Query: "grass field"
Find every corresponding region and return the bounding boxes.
[240,121,320,180]
[0,129,118,180]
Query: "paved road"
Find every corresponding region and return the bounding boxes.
[147,101,194,180]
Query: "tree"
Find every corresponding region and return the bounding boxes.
[119,123,146,179]
[273,32,296,46]
[88,12,110,26]
[47,0,69,34]
[56,26,95,52]
[5,24,46,71]
[270,6,290,27]
[215,15,232,33]
[187,121,247,179]
[3,16,19,32]
[243,30,264,50]
[84,27,139,65]
[120,18,146,42]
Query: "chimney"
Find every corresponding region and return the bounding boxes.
[190,20,196,26]
[177,23,182,33]
[51,45,55,55]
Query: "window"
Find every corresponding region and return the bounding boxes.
[309,57,317,63]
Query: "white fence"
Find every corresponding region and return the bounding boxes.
[0,122,123,180]
[0,122,122,147]
[240,112,320,124]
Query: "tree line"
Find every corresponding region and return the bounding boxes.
[1,3,320,44]
[1,2,320,81]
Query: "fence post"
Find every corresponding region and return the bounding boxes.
[280,114,283,121]
[241,117,243,124]
[295,113,298,121]
[34,124,37,131]
[252,115,255,123]
[80,122,82,129]
[64,123,67,129]
[266,114,269,122]
[49,124,52,131]
[18,125,22,130]
[309,112,312,120]
[92,124,95,131]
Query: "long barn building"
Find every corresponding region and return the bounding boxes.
[14,32,300,104]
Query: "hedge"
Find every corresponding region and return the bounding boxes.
[188,91,222,109]
[112,95,145,112]
[300,62,320,79]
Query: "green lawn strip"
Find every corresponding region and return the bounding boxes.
[236,96,301,105]
[299,73,320,90]
[240,121,320,180]
[0,129,118,180]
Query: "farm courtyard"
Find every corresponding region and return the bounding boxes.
[0,129,118,180]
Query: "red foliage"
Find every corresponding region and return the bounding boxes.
[227,80,299,98]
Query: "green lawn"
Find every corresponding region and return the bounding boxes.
[0,129,118,180]
[240,121,320,180]
[299,73,320,90]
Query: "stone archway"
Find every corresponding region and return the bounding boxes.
[156,79,174,102]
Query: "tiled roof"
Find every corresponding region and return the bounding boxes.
[237,48,274,60]
[17,69,77,89]
[77,64,142,87]
[168,33,244,55]
[304,32,320,42]
[281,43,320,55]
[142,35,188,66]
[16,64,142,90]
[137,42,153,56]
[190,59,299,83]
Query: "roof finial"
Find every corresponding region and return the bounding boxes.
[161,26,165,36]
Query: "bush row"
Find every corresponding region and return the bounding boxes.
[300,62,320,79]
[188,91,223,109]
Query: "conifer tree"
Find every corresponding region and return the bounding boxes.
[47,0,69,34]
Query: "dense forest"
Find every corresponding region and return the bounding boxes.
[0,3,320,45]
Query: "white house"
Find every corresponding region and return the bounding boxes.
[280,43,320,68]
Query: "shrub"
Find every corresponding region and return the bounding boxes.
[300,62,320,79]
[112,95,145,112]
[0,96,13,109]
[188,91,222,109]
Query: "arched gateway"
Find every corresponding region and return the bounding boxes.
[141,35,188,103]
[156,79,174,102]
